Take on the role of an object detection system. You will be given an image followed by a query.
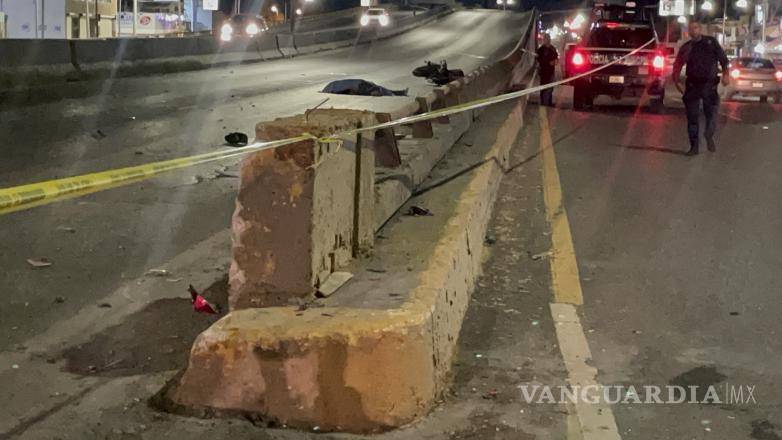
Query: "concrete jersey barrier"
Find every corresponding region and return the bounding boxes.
[152,9,540,433]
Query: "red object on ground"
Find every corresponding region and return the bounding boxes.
[188,285,219,314]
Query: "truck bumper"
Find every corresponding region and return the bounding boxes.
[575,75,665,98]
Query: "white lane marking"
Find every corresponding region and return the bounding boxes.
[551,303,622,440]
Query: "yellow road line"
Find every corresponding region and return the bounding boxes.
[539,106,621,439]
[539,106,583,305]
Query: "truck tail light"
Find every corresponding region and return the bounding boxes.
[652,53,664,71]
[730,68,741,79]
[775,70,782,81]
[572,51,585,67]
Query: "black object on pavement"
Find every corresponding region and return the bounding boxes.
[406,205,433,216]
[225,132,249,147]
[322,79,408,97]
[413,60,465,86]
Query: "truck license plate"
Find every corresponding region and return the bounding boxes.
[752,82,764,88]
[609,76,625,84]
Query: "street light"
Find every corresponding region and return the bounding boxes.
[570,13,585,29]
[735,0,748,8]
[295,7,302,15]
[701,0,714,11]
[677,15,688,23]
[270,5,278,13]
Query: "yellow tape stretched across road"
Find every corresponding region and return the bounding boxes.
[0,39,653,216]
[0,135,315,215]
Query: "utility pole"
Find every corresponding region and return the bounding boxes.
[288,0,296,33]
[722,0,727,44]
[133,0,138,35]
[85,0,90,38]
[760,1,767,48]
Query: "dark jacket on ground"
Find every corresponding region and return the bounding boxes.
[672,36,729,83]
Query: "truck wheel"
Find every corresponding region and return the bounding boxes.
[760,95,769,103]
[573,85,588,110]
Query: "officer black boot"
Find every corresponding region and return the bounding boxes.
[686,142,699,156]
[706,137,716,152]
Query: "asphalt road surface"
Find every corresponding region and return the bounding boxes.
[541,88,782,439]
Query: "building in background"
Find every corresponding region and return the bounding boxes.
[0,0,118,38]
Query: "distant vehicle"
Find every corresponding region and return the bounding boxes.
[564,3,670,112]
[220,14,269,42]
[724,57,782,103]
[360,8,390,27]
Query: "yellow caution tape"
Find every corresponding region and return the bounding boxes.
[0,135,315,215]
[0,39,653,216]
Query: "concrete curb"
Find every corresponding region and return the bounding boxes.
[156,92,531,433]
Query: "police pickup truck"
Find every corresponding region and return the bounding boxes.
[564,18,670,112]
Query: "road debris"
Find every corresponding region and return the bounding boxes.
[145,269,170,277]
[413,60,465,86]
[54,296,66,304]
[316,271,354,298]
[91,129,107,140]
[27,257,52,268]
[482,389,499,400]
[56,226,76,233]
[98,303,112,308]
[211,170,238,179]
[530,251,552,261]
[225,132,249,147]
[406,205,434,216]
[188,284,219,314]
[485,234,497,245]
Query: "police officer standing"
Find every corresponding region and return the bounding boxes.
[672,21,730,156]
[536,33,559,107]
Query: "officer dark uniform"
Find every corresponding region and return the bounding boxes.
[672,22,729,155]
[536,34,559,107]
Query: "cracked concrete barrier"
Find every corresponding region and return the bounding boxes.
[228,109,378,309]
[157,10,538,433]
[157,98,531,433]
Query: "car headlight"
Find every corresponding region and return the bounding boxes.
[246,23,259,35]
[220,23,232,41]
[378,15,389,26]
[360,14,370,26]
